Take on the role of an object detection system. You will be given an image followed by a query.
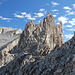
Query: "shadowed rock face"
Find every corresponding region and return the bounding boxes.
[18,13,64,55]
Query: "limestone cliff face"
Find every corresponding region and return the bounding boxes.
[0,27,22,35]
[0,27,14,34]
[0,38,19,67]
[0,28,22,67]
[18,13,64,55]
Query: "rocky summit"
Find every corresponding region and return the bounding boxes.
[0,13,74,75]
[18,13,64,56]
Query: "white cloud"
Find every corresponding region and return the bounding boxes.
[68,11,75,15]
[65,10,70,13]
[55,13,59,14]
[56,22,59,25]
[66,18,75,29]
[0,16,2,18]
[0,16,12,21]
[13,12,36,20]
[13,13,24,18]
[66,29,75,31]
[25,14,36,20]
[64,34,73,39]
[25,14,31,18]
[27,17,36,20]
[39,9,47,15]
[2,18,12,20]
[72,4,75,9]
[58,16,69,24]
[13,11,45,21]
[52,9,58,12]
[53,15,57,17]
[69,20,75,25]
[72,18,75,22]
[21,12,26,15]
[63,6,72,10]
[39,9,45,12]
[51,1,59,6]
[65,25,73,28]
[65,10,75,15]
[34,13,44,17]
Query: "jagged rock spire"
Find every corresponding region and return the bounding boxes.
[60,21,62,25]
[18,13,64,54]
[43,12,55,30]
[47,13,51,16]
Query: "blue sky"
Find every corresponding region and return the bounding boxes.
[0,0,75,41]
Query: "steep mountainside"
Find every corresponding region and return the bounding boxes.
[1,13,74,75]
[0,34,75,75]
[0,27,22,67]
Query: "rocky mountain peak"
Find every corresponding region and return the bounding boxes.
[25,20,34,29]
[43,13,55,29]
[0,13,75,75]
[46,12,53,20]
[18,13,64,56]
[47,12,51,16]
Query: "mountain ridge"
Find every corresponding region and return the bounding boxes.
[0,13,74,75]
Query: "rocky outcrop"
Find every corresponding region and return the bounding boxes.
[0,27,14,34]
[0,13,66,75]
[0,27,22,47]
[0,27,22,67]
[0,27,22,35]
[0,31,75,75]
[20,35,75,75]
[14,29,22,35]
[18,13,64,56]
[0,37,19,67]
